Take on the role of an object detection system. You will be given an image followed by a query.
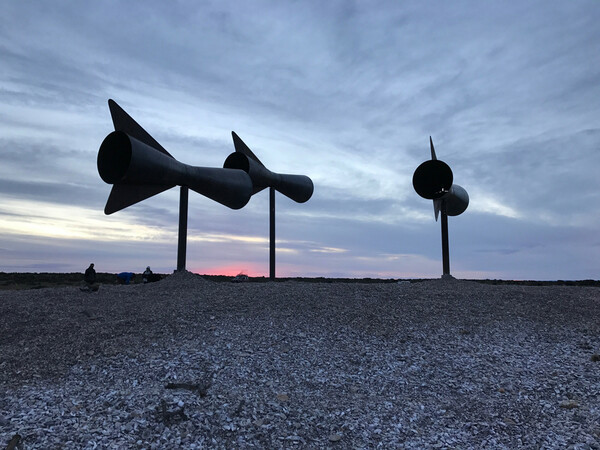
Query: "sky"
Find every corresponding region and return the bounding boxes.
[1,1,599,280]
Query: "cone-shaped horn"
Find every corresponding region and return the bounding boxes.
[98,131,252,213]
[412,159,453,200]
[224,132,314,203]
[445,184,469,216]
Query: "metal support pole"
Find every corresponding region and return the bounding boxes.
[269,187,275,280]
[177,186,189,272]
[440,200,451,278]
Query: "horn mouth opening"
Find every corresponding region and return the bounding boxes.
[223,152,250,173]
[412,160,453,199]
[98,131,132,184]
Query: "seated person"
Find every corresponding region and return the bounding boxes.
[143,266,161,283]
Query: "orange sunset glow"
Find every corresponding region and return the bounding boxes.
[190,263,267,278]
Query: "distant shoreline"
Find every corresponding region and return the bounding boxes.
[0,271,598,290]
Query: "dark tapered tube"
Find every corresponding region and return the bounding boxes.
[224,151,314,203]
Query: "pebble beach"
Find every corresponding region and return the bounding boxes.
[1,272,599,449]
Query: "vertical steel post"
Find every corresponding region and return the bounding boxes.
[440,200,451,278]
[269,187,275,280]
[177,186,189,272]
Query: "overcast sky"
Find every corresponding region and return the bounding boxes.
[1,1,599,279]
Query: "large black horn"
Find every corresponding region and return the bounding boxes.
[412,159,453,200]
[223,131,314,280]
[96,100,253,215]
[223,152,313,203]
[444,184,469,217]
[223,132,314,203]
[98,131,252,213]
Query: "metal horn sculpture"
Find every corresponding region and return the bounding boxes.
[412,137,469,278]
[97,99,253,271]
[223,132,314,279]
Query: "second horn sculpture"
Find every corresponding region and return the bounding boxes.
[224,132,314,279]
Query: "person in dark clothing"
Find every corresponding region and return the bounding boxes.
[143,266,161,283]
[84,263,96,284]
[81,263,98,292]
[143,266,152,283]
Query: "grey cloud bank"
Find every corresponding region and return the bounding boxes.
[0,1,599,279]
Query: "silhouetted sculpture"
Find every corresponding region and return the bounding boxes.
[224,132,314,279]
[97,100,253,271]
[413,137,469,278]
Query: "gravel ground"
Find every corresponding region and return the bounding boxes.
[1,272,599,449]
